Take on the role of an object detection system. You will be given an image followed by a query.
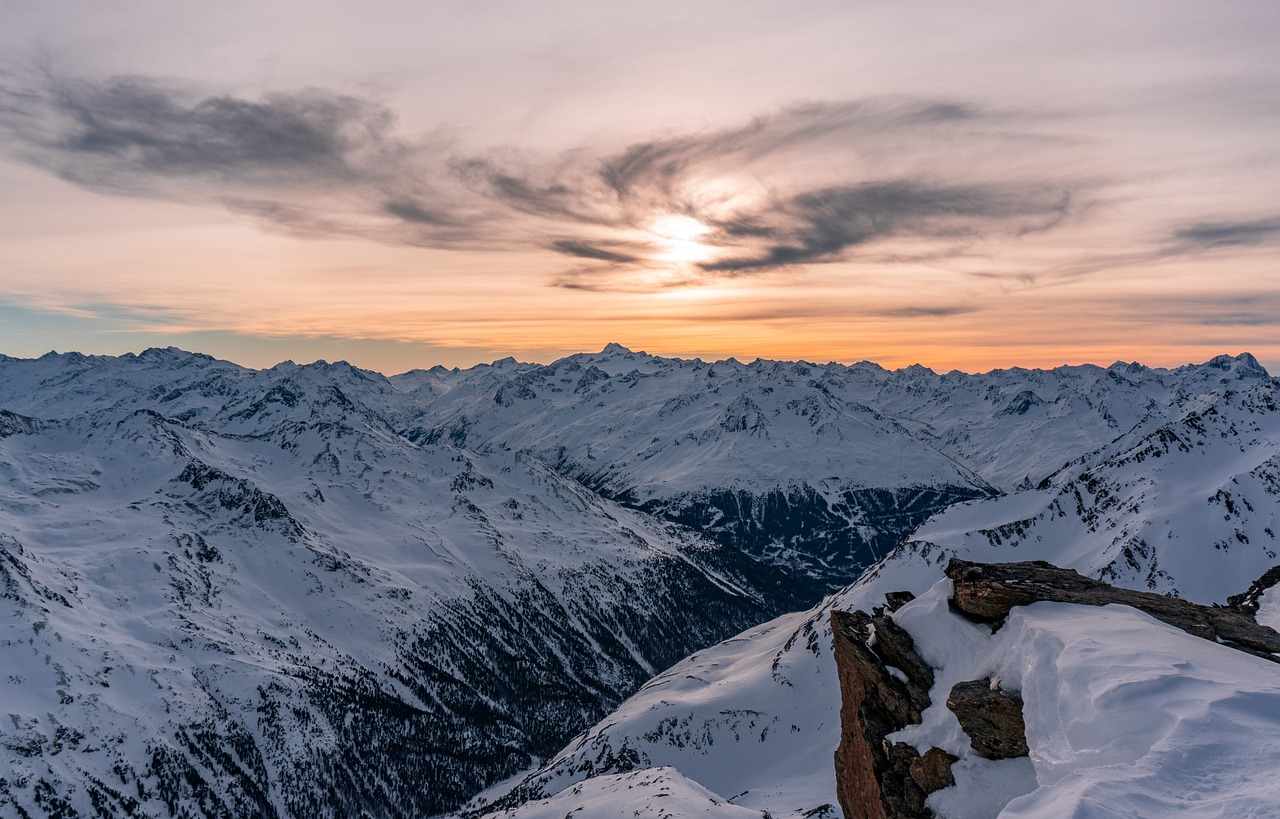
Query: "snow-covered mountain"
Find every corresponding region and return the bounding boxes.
[477,366,1280,818]
[0,350,808,817]
[400,346,1268,589]
[0,346,1271,817]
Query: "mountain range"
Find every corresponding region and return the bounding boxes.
[0,345,1272,817]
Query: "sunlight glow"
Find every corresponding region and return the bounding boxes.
[650,214,714,264]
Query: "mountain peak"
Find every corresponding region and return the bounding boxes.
[1199,352,1269,377]
[138,346,201,361]
[599,342,635,355]
[1108,360,1147,375]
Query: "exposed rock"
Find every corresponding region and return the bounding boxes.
[945,680,1028,760]
[908,747,958,793]
[1227,565,1280,615]
[946,559,1280,662]
[831,606,951,819]
[884,591,917,613]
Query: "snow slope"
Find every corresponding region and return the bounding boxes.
[0,352,807,817]
[481,373,1280,818]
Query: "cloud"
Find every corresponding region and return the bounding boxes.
[1172,217,1280,250]
[596,99,980,200]
[550,239,642,263]
[1,68,1092,290]
[383,199,458,227]
[3,73,408,194]
[698,181,1071,273]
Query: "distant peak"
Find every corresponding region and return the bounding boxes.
[1108,360,1146,374]
[849,360,888,373]
[303,358,356,370]
[599,343,634,355]
[139,346,189,359]
[1233,352,1265,371]
[1203,352,1268,376]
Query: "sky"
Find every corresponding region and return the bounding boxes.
[2,1,1279,374]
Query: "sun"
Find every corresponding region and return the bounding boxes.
[650,214,714,264]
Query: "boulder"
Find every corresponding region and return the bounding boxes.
[945,680,1028,760]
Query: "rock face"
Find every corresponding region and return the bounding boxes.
[1228,565,1280,615]
[945,680,1028,760]
[831,594,956,819]
[946,558,1280,662]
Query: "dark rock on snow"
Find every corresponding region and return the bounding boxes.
[831,560,1280,818]
[831,603,952,819]
[945,558,1280,662]
[945,680,1028,760]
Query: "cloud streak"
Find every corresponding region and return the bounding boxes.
[1,68,1096,290]
[1172,217,1280,250]
[697,182,1071,274]
[6,73,408,193]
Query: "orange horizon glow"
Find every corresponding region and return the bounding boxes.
[1,4,1277,377]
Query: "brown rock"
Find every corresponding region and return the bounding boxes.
[831,608,952,819]
[945,679,1028,760]
[909,747,958,793]
[945,558,1280,662]
[884,591,917,613]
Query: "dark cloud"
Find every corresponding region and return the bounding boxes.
[699,181,1071,273]
[598,99,980,199]
[1172,217,1280,249]
[1,69,1091,290]
[550,239,642,263]
[384,199,457,226]
[2,73,408,195]
[874,304,980,318]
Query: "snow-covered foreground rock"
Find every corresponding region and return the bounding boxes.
[482,573,1280,819]
[480,375,1280,818]
[896,583,1280,818]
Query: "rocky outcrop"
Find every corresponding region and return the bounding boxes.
[945,680,1028,760]
[946,558,1280,662]
[831,594,956,819]
[1228,565,1280,615]
[831,560,1280,819]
